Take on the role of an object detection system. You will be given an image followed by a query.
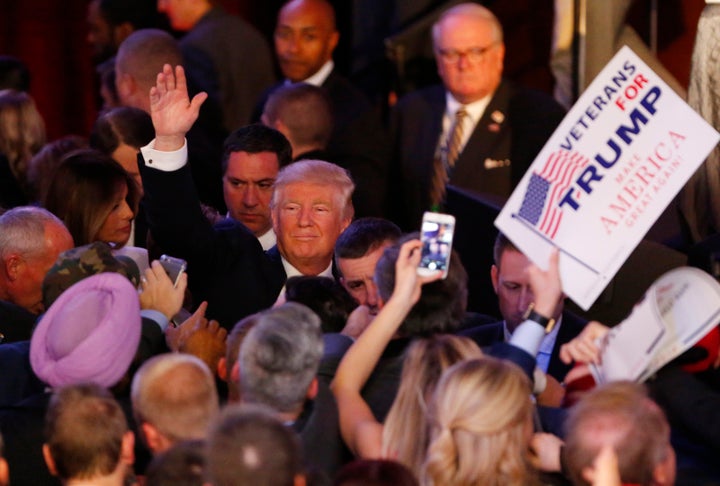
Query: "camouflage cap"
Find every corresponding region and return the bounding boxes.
[42,241,141,309]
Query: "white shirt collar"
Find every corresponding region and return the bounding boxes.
[286,60,334,87]
[445,91,493,126]
[275,257,334,303]
[504,314,563,354]
[257,228,277,251]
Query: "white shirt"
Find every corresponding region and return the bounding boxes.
[257,228,277,251]
[285,60,334,87]
[505,315,563,373]
[437,91,493,157]
[275,258,334,303]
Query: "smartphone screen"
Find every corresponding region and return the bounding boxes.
[418,212,456,278]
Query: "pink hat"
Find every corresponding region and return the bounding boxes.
[30,273,141,388]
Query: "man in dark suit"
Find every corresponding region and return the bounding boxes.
[260,0,390,219]
[390,3,566,230]
[138,65,353,330]
[489,233,586,382]
[0,207,73,342]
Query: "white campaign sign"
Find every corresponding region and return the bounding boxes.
[495,46,720,310]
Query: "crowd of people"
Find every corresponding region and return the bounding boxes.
[0,0,718,485]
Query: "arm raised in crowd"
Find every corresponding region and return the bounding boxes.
[331,239,441,458]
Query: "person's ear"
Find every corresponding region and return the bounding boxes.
[293,473,307,486]
[42,444,58,476]
[490,264,499,293]
[4,254,23,281]
[141,422,168,455]
[306,377,318,401]
[121,431,135,466]
[217,357,228,382]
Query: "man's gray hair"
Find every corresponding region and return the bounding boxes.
[432,3,504,47]
[0,206,65,259]
[270,159,355,221]
[239,302,324,414]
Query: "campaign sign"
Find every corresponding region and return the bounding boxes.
[495,46,720,310]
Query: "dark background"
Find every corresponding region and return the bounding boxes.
[0,0,704,141]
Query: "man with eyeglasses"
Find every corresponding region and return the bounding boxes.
[389,3,566,230]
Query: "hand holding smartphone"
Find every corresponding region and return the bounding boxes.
[159,254,187,288]
[417,212,456,279]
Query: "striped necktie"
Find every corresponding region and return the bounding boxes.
[430,107,468,209]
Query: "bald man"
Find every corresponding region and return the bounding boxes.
[257,0,390,219]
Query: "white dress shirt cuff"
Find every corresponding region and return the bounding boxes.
[509,319,545,358]
[140,138,188,172]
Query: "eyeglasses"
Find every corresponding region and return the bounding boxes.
[436,44,496,64]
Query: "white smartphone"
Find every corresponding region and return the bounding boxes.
[159,254,187,288]
[418,212,456,279]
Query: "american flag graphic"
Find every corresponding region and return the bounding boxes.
[517,150,590,239]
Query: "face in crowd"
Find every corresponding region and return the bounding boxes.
[223,151,280,237]
[274,0,339,83]
[433,8,505,104]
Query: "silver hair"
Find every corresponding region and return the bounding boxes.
[431,3,504,47]
[239,302,324,413]
[0,206,65,259]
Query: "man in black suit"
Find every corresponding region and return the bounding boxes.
[490,233,586,382]
[138,65,353,330]
[390,3,566,230]
[260,0,390,219]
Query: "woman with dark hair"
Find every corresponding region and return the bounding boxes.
[43,148,140,248]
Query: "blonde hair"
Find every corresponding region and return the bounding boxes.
[422,357,535,486]
[270,159,355,221]
[0,89,46,190]
[382,335,482,473]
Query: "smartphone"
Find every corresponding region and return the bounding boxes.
[159,254,187,288]
[418,212,456,279]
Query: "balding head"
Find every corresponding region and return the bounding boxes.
[432,3,505,104]
[115,29,183,111]
[0,207,73,313]
[131,353,219,454]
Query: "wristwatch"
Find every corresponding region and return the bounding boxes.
[523,303,556,334]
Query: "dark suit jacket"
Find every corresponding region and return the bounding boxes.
[255,70,391,219]
[458,309,586,382]
[181,7,275,132]
[139,156,286,329]
[390,80,566,230]
[0,300,36,344]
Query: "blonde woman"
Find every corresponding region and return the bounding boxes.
[423,357,537,486]
[381,335,482,472]
[0,89,45,206]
